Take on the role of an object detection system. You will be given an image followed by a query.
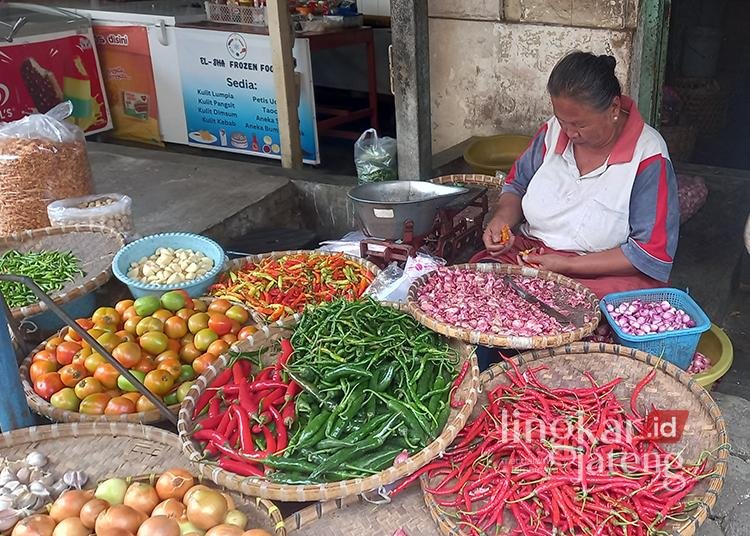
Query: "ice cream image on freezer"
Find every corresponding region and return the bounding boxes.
[220,128,228,146]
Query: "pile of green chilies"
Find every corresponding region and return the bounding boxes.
[0,250,84,308]
[264,298,460,484]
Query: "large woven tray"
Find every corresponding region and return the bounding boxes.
[429,173,502,189]
[0,225,124,319]
[177,312,480,502]
[20,336,180,424]
[0,422,285,535]
[421,342,729,536]
[407,263,600,349]
[206,250,380,328]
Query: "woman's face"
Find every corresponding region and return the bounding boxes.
[551,95,620,150]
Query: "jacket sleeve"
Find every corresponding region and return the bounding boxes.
[620,155,680,282]
[501,123,548,197]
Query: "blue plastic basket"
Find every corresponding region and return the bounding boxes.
[112,233,225,298]
[600,288,711,370]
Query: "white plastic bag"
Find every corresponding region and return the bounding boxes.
[365,253,445,303]
[354,128,397,184]
[47,193,134,240]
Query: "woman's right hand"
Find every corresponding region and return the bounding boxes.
[483,217,515,256]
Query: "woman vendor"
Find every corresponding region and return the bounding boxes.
[472,51,680,368]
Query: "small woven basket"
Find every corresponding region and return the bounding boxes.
[421,342,729,536]
[20,336,180,424]
[407,263,600,349]
[0,225,124,319]
[660,125,697,163]
[673,78,730,136]
[429,173,503,189]
[0,422,285,535]
[177,309,480,502]
[206,250,380,328]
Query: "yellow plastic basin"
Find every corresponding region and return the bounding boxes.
[694,323,733,390]
[463,134,533,175]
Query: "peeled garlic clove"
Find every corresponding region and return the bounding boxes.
[62,471,87,490]
[24,452,46,468]
[0,468,14,486]
[0,509,19,531]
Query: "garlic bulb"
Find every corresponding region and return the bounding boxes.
[62,471,87,490]
[10,486,28,499]
[13,491,36,511]
[32,471,54,488]
[0,497,12,510]
[16,467,31,484]
[0,509,19,531]
[24,452,47,468]
[28,481,49,498]
[3,481,21,493]
[49,479,68,499]
[0,469,14,486]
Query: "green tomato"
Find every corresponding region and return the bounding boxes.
[177,364,196,384]
[160,290,186,312]
[176,381,193,403]
[133,295,160,317]
[117,370,146,392]
[50,388,80,411]
[164,391,179,406]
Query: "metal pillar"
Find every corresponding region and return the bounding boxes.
[390,0,432,181]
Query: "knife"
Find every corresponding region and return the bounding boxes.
[503,276,583,327]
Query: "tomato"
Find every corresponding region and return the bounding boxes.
[225,305,249,325]
[192,353,218,375]
[177,365,196,384]
[180,333,195,346]
[139,332,169,355]
[94,363,120,389]
[96,332,123,353]
[105,396,136,415]
[208,299,231,314]
[134,295,161,317]
[179,343,201,364]
[193,299,208,313]
[164,316,188,339]
[167,338,181,353]
[50,388,80,411]
[150,309,171,324]
[115,299,135,316]
[74,377,103,400]
[58,363,89,388]
[123,316,143,334]
[84,352,106,374]
[207,340,229,357]
[136,317,164,336]
[34,372,64,400]
[187,313,210,334]
[122,305,139,322]
[133,356,157,374]
[144,370,174,396]
[157,358,182,380]
[207,313,232,336]
[102,388,122,399]
[221,334,238,345]
[30,360,59,383]
[117,370,147,392]
[92,307,121,327]
[155,350,180,365]
[56,341,82,366]
[136,395,157,413]
[160,291,186,312]
[193,329,219,352]
[79,393,111,414]
[121,392,141,404]
[229,319,242,335]
[44,336,64,353]
[176,308,195,322]
[67,319,94,342]
[112,341,143,368]
[164,391,179,406]
[176,381,193,403]
[115,330,137,343]
[93,321,118,334]
[237,325,258,341]
[33,349,57,364]
[175,290,194,309]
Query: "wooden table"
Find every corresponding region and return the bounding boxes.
[179,22,379,140]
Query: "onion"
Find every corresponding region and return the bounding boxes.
[179,521,205,536]
[11,515,56,536]
[51,517,89,536]
[242,531,272,536]
[156,469,195,501]
[224,510,247,529]
[95,505,147,535]
[186,489,228,530]
[49,490,95,522]
[124,483,160,515]
[153,498,187,520]
[205,525,243,536]
[182,485,211,506]
[221,493,236,512]
[95,477,128,506]
[137,516,181,536]
[79,498,109,529]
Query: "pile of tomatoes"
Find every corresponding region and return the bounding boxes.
[28,290,259,416]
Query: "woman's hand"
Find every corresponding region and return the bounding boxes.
[483,218,515,256]
[524,253,573,274]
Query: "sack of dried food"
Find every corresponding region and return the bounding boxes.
[0,102,93,236]
[47,193,134,239]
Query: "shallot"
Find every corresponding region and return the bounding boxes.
[688,351,711,374]
[606,299,696,336]
[416,269,590,337]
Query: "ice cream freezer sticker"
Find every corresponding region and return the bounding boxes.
[176,28,320,164]
[0,30,112,135]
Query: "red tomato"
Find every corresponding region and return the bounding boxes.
[206,340,229,357]
[133,356,157,374]
[207,313,232,336]
[104,396,136,415]
[33,349,57,364]
[192,353,218,375]
[175,290,194,310]
[74,377,103,400]
[34,372,64,400]
[121,305,139,322]
[29,360,58,383]
[115,299,135,316]
[112,341,143,369]
[44,336,64,353]
[116,330,137,343]
[164,316,188,339]
[157,358,182,380]
[144,370,174,396]
[56,341,82,366]
[166,338,181,354]
[237,326,258,341]
[58,363,89,388]
[179,343,201,364]
[208,299,231,314]
[94,363,120,389]
[121,392,141,404]
[67,319,94,341]
[79,393,111,414]
[229,319,241,335]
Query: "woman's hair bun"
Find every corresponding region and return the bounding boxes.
[547,50,622,111]
[599,54,617,71]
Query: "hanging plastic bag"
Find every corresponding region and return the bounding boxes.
[47,193,135,240]
[0,102,93,236]
[354,128,398,184]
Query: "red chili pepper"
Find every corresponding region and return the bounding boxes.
[269,406,287,451]
[231,404,255,454]
[218,457,264,477]
[195,413,223,431]
[284,381,300,402]
[630,368,656,419]
[211,367,234,388]
[207,397,221,418]
[449,360,471,408]
[281,399,296,427]
[191,389,218,418]
[260,425,277,454]
[192,428,227,444]
[231,361,245,386]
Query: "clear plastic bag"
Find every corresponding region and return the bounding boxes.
[354,128,397,184]
[0,102,93,236]
[47,193,134,239]
[364,253,446,303]
[363,262,404,300]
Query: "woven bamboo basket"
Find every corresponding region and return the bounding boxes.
[407,263,600,349]
[206,250,380,328]
[284,485,434,534]
[660,125,697,163]
[421,342,729,536]
[673,78,730,137]
[0,422,285,535]
[429,173,503,189]
[177,309,481,502]
[0,225,124,319]
[19,336,180,424]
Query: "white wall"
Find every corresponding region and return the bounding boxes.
[358,0,391,16]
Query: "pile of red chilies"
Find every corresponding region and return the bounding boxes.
[393,362,715,536]
[189,340,299,477]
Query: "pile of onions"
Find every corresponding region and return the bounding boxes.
[416,269,591,336]
[688,351,711,374]
[606,299,696,336]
